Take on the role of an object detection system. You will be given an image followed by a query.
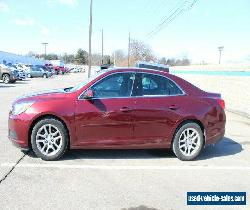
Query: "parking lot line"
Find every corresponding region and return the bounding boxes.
[1,163,250,170]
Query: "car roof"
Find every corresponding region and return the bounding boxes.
[98,67,204,96]
[106,67,169,75]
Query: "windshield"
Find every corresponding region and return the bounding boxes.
[69,70,106,92]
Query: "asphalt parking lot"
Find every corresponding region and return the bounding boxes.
[0,72,250,210]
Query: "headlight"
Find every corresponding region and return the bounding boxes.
[11,101,34,115]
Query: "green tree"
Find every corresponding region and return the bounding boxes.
[75,49,88,64]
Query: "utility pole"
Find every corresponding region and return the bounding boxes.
[218,46,224,64]
[42,42,48,58]
[113,51,116,67]
[88,0,93,78]
[101,28,104,65]
[127,32,131,67]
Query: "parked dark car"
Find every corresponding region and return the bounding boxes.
[8,68,226,161]
[35,65,55,75]
[6,63,26,80]
[0,64,18,84]
[27,66,52,78]
[136,62,169,72]
[100,64,113,70]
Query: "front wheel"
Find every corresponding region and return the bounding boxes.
[31,118,69,161]
[172,122,204,161]
[2,74,10,84]
[43,74,47,78]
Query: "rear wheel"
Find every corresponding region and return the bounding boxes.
[172,122,204,161]
[43,74,47,78]
[27,73,31,78]
[2,74,10,84]
[31,118,69,161]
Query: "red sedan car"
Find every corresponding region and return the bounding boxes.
[8,68,226,161]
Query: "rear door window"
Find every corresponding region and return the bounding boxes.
[134,73,183,96]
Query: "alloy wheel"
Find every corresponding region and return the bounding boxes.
[178,128,201,157]
[36,124,63,156]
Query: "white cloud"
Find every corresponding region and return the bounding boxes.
[40,25,50,36]
[0,1,9,12]
[47,0,77,7]
[59,0,77,6]
[13,18,35,26]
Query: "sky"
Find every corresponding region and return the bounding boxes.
[0,0,250,64]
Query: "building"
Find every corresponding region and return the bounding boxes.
[0,51,45,65]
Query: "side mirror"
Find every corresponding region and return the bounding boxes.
[83,89,94,99]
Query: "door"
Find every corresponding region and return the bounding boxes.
[31,67,39,77]
[37,68,43,77]
[132,73,185,147]
[75,72,136,147]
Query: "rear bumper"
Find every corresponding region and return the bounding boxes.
[206,128,225,145]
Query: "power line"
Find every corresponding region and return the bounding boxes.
[146,0,186,38]
[146,0,198,39]
[147,8,185,39]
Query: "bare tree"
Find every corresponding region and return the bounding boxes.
[113,49,127,67]
[130,39,156,66]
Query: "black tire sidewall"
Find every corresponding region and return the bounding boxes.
[172,122,204,161]
[31,118,69,161]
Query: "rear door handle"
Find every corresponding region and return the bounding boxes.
[168,105,179,111]
[120,107,132,112]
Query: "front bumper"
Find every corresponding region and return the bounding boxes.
[8,113,30,150]
[10,74,18,81]
[17,72,26,80]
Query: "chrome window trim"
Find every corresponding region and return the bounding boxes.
[78,71,186,100]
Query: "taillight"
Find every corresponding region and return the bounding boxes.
[217,98,225,109]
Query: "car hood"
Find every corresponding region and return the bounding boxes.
[16,88,68,102]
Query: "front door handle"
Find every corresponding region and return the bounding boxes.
[168,105,179,111]
[120,107,132,112]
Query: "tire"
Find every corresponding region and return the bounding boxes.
[43,74,47,78]
[9,79,16,84]
[27,73,31,78]
[31,118,69,161]
[2,74,10,84]
[172,122,204,161]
